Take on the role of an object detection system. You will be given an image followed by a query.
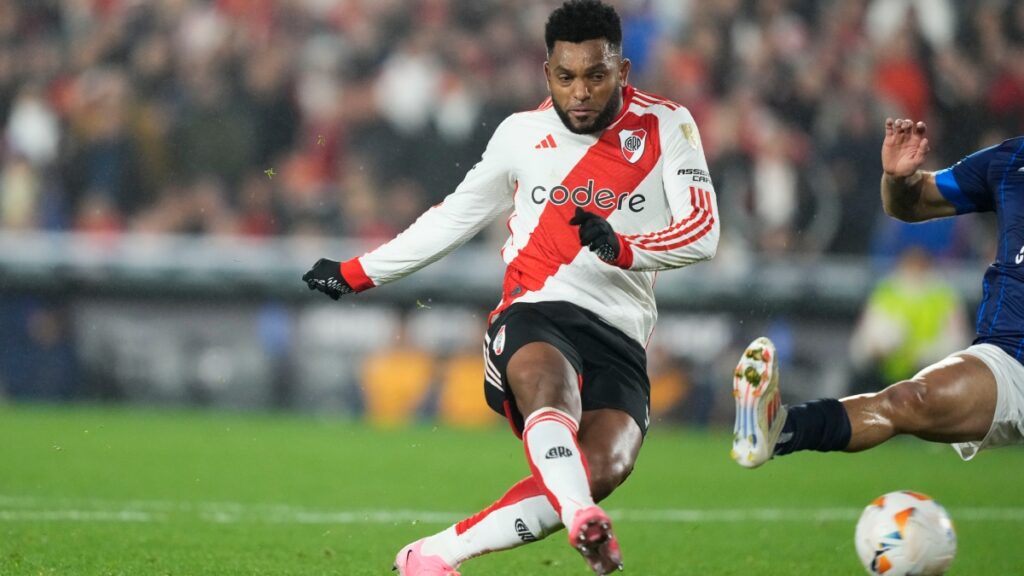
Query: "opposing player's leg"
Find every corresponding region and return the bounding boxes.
[395,408,640,575]
[842,352,995,450]
[732,337,1000,469]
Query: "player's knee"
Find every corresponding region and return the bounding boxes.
[883,379,935,432]
[586,450,635,502]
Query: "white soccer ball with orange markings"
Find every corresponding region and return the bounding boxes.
[854,490,957,576]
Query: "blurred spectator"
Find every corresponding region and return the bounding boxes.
[987,45,1024,135]
[359,313,436,427]
[172,73,256,188]
[0,156,40,229]
[236,171,282,237]
[866,0,955,51]
[63,68,147,221]
[5,85,59,167]
[646,343,695,423]
[848,246,970,394]
[873,29,931,121]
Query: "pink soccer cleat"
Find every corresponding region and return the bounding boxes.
[392,539,460,576]
[568,506,623,575]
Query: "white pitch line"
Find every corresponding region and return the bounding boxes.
[0,510,157,522]
[2,496,1024,524]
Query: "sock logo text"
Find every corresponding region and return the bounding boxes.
[514,518,537,542]
[545,446,574,459]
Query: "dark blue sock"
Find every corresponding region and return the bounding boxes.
[774,398,851,456]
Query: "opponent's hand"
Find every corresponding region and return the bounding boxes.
[301,258,353,300]
[882,118,930,178]
[569,207,621,264]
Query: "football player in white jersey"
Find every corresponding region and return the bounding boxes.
[303,2,720,574]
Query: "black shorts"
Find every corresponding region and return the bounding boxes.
[482,301,650,437]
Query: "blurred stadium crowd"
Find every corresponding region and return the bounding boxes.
[1,0,1022,259]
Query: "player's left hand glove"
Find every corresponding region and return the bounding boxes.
[570,207,630,267]
[301,258,353,300]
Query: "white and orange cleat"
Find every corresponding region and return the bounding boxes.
[731,336,787,469]
[393,539,460,576]
[568,506,623,575]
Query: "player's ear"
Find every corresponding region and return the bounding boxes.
[618,58,631,86]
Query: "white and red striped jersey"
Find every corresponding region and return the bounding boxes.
[340,85,719,346]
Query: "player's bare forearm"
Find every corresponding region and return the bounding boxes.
[880,170,954,223]
[880,171,925,222]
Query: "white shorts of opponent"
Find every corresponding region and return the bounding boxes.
[953,343,1024,461]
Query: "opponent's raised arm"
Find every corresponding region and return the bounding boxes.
[880,118,956,223]
[302,121,516,300]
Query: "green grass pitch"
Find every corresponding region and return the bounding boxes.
[1,405,1023,575]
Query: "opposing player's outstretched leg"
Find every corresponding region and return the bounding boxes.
[731,337,787,468]
[731,337,999,468]
[842,352,996,451]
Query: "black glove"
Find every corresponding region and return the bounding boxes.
[569,207,621,264]
[301,258,353,300]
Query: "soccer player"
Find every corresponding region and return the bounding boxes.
[302,1,719,574]
[732,118,1024,470]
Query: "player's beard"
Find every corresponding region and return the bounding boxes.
[553,87,622,135]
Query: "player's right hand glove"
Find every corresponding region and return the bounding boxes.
[569,206,635,268]
[570,207,620,261]
[301,258,353,300]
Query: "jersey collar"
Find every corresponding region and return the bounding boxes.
[606,84,635,130]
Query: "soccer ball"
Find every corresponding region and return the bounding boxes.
[854,491,957,575]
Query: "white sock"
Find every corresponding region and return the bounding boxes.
[420,476,561,565]
[522,407,594,527]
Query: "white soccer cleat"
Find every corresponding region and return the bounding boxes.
[731,336,787,469]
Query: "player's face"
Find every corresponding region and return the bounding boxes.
[545,39,630,135]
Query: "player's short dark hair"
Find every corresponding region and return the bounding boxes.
[544,0,622,55]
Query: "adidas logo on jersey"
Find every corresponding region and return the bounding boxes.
[534,134,557,149]
[515,518,537,542]
[545,446,574,459]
